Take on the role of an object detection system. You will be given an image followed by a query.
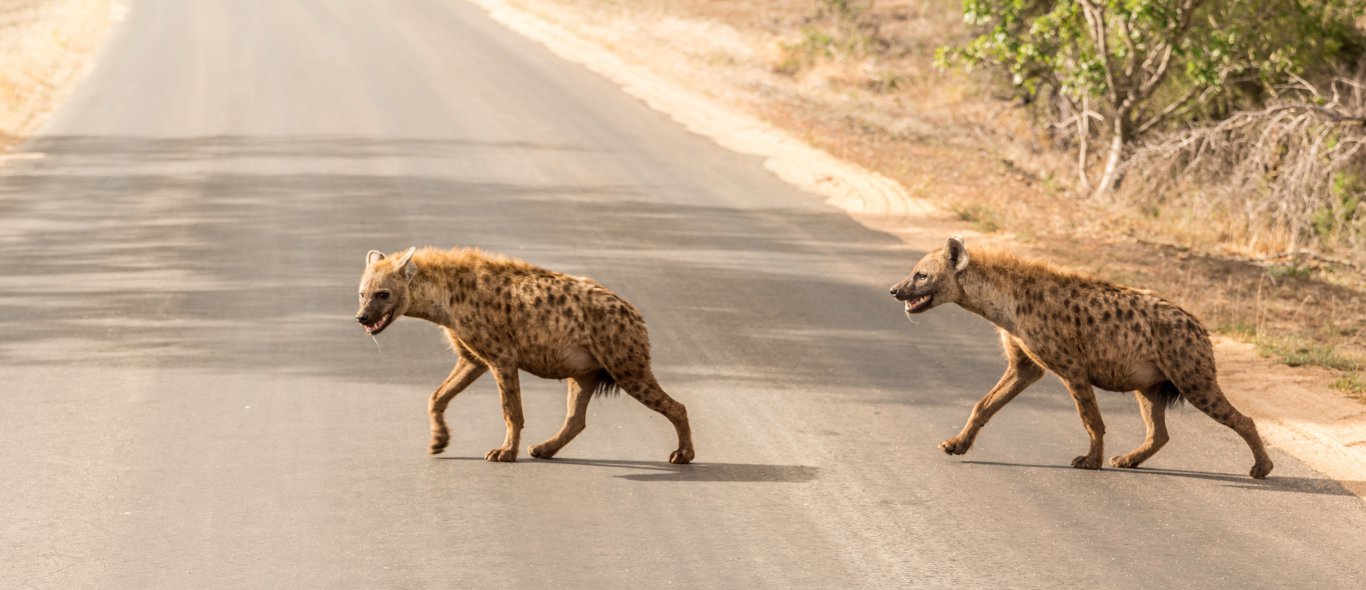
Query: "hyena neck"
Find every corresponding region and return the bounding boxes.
[956,262,1023,333]
[403,264,464,328]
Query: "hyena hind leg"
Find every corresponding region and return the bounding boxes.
[616,371,694,465]
[1175,378,1273,479]
[528,373,597,459]
[1110,384,1171,469]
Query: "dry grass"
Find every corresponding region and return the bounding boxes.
[1333,373,1366,398]
[1123,78,1366,268]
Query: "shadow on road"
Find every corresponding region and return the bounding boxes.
[962,460,1362,497]
[0,133,1000,399]
[437,455,818,483]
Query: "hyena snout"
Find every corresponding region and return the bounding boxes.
[890,281,922,303]
[355,301,400,336]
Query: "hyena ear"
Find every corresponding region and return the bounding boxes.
[946,235,969,273]
[395,247,418,279]
[366,250,386,266]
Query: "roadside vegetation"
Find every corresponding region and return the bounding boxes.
[942,0,1366,269]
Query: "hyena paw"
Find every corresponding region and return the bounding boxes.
[485,447,518,462]
[1250,459,1274,479]
[428,434,449,455]
[1109,454,1141,469]
[1071,455,1102,470]
[938,437,971,455]
[668,448,694,465]
[527,443,558,459]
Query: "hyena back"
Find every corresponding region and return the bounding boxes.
[355,246,694,464]
[890,236,1273,479]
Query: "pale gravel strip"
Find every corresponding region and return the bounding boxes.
[464,0,1366,497]
[464,0,942,223]
[0,0,122,154]
[1215,337,1366,499]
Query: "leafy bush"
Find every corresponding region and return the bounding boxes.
[939,0,1365,193]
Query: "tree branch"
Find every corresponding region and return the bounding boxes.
[1079,1,1122,108]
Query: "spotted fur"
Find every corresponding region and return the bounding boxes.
[356,247,694,464]
[891,236,1273,479]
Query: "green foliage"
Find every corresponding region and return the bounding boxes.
[952,202,1003,232]
[1267,263,1315,280]
[1312,171,1364,239]
[945,1,1361,115]
[1257,336,1361,371]
[938,0,1366,188]
[1214,320,1257,339]
[776,29,838,74]
[1331,373,1366,395]
[817,0,866,23]
[864,70,906,93]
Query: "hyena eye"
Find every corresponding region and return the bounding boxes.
[914,272,928,281]
[376,291,390,300]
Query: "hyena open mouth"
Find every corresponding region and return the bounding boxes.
[364,312,393,335]
[904,294,933,314]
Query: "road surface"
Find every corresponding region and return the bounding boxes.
[2,0,1363,587]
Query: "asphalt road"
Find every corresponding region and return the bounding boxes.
[2,0,1364,587]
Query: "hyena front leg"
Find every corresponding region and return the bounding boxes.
[941,337,1043,455]
[1110,384,1169,469]
[1062,379,1106,470]
[428,357,489,454]
[528,373,597,459]
[486,365,524,463]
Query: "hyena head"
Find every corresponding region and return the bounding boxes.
[890,235,970,315]
[355,247,417,336]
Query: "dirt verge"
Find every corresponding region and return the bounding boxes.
[0,0,118,154]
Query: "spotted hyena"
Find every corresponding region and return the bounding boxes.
[355,247,694,464]
[890,236,1273,479]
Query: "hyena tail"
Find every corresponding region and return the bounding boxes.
[589,369,621,397]
[1156,380,1185,409]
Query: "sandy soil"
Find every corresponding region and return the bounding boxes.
[468,0,1366,494]
[0,0,117,154]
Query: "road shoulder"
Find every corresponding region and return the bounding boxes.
[0,0,120,155]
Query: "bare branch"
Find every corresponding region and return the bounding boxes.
[1135,84,1205,135]
[1123,78,1366,263]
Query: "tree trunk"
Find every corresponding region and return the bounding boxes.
[1076,96,1092,193]
[1093,115,1128,197]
